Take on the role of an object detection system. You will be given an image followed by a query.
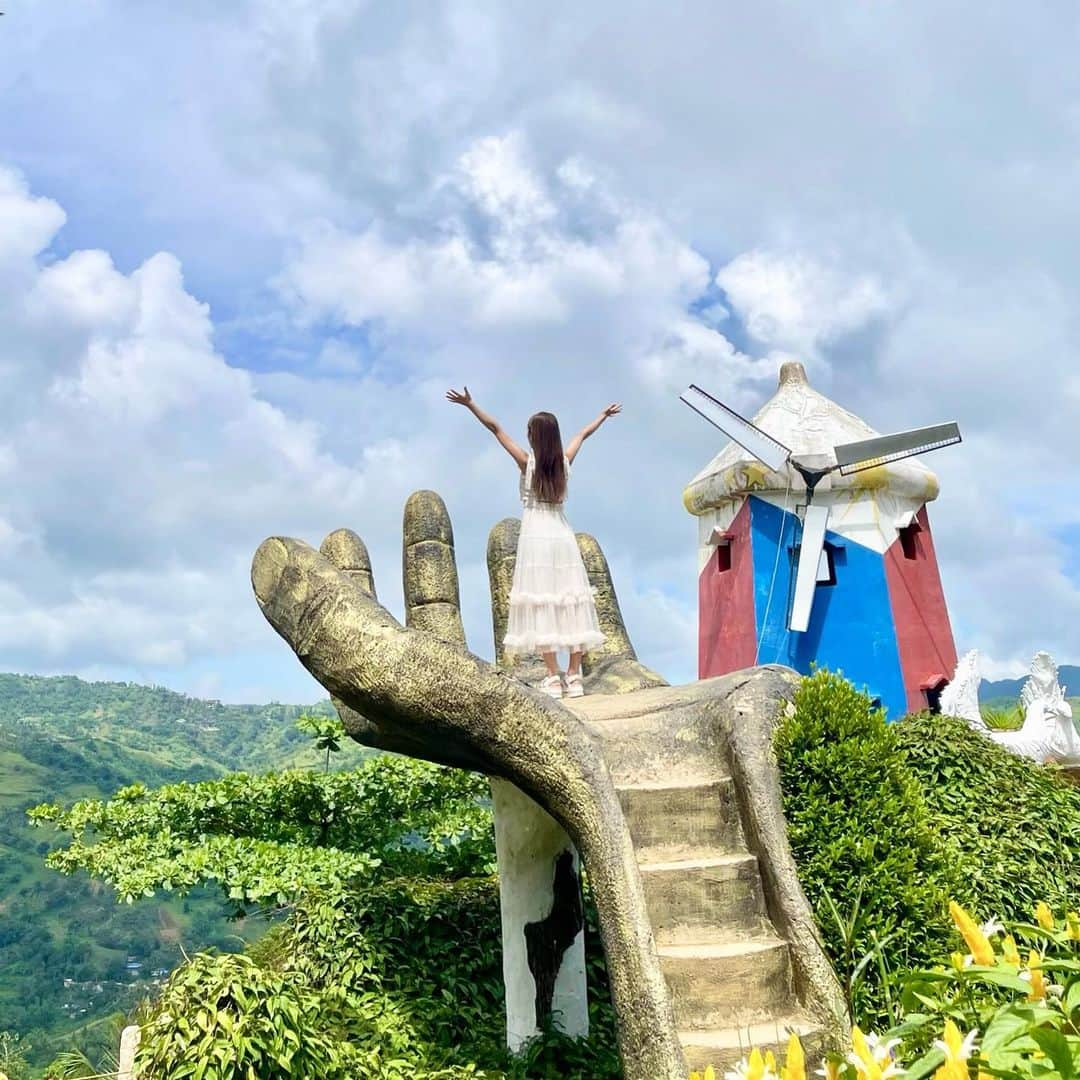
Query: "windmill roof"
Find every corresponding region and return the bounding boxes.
[683,361,941,516]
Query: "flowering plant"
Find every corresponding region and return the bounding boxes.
[694,900,1080,1080]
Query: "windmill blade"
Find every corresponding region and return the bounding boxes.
[834,422,961,475]
[789,504,830,633]
[680,384,792,473]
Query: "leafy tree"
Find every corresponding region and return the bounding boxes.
[30,756,495,906]
[29,749,624,1078]
[295,713,347,773]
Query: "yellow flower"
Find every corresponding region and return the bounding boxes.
[1035,902,1055,931]
[690,1069,717,1080]
[848,1026,903,1080]
[748,1049,769,1080]
[950,951,968,972]
[1026,949,1046,1002]
[933,1019,978,1080]
[1001,935,1021,966]
[726,1049,781,1080]
[1066,911,1080,942]
[782,1033,807,1080]
[950,901,995,965]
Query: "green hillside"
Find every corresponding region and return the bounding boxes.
[0,672,369,1070]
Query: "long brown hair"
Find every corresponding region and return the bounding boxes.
[527,411,567,503]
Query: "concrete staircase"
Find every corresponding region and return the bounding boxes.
[566,683,831,1073]
[619,776,821,1071]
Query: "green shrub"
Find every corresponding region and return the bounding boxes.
[137,875,620,1079]
[980,703,1024,730]
[892,899,1080,1077]
[714,899,1080,1080]
[776,671,1080,1032]
[774,669,962,1022]
[896,712,1080,925]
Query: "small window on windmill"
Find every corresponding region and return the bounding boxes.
[922,674,948,715]
[818,542,838,587]
[708,526,733,573]
[818,538,843,588]
[899,519,922,561]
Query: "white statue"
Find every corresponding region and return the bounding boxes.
[943,649,1080,765]
[940,649,982,727]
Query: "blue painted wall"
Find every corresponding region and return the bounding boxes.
[748,496,908,718]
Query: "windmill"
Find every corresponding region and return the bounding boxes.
[680,383,961,633]
[680,362,961,717]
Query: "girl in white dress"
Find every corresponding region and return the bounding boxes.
[446,386,620,699]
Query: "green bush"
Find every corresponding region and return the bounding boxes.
[136,875,620,1079]
[892,899,1080,1077]
[774,669,962,1022]
[896,712,1080,925]
[776,671,1080,1031]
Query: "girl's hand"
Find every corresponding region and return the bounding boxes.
[446,386,473,407]
[602,402,622,418]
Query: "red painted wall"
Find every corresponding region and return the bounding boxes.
[883,506,958,714]
[699,499,758,678]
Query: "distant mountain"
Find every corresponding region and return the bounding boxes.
[0,672,369,1070]
[980,664,1080,704]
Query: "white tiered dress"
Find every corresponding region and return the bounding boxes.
[503,452,607,657]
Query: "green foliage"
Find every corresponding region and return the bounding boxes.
[897,713,1080,924]
[723,901,1080,1080]
[776,670,1080,1035]
[981,703,1025,730]
[0,671,371,1066]
[30,756,495,906]
[0,672,362,780]
[42,1046,108,1079]
[133,876,620,1079]
[0,1031,31,1080]
[295,712,347,772]
[134,952,352,1079]
[774,669,962,1022]
[34,739,622,1078]
[891,901,1080,1079]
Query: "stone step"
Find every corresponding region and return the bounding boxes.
[658,937,795,1031]
[638,853,770,944]
[679,1016,825,1073]
[618,778,745,859]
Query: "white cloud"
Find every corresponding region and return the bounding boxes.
[4,0,1080,696]
[0,164,403,696]
[280,132,716,345]
[0,168,66,267]
[716,251,892,360]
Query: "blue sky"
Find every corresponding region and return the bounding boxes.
[1,1,1078,703]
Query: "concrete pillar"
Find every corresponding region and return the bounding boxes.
[490,778,589,1051]
[117,1025,140,1080]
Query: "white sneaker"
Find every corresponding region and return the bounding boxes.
[565,672,585,698]
[539,674,564,699]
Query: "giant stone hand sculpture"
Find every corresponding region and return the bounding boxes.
[252,491,847,1079]
[253,492,684,1079]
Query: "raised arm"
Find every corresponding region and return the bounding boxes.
[565,402,621,464]
[446,386,528,469]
